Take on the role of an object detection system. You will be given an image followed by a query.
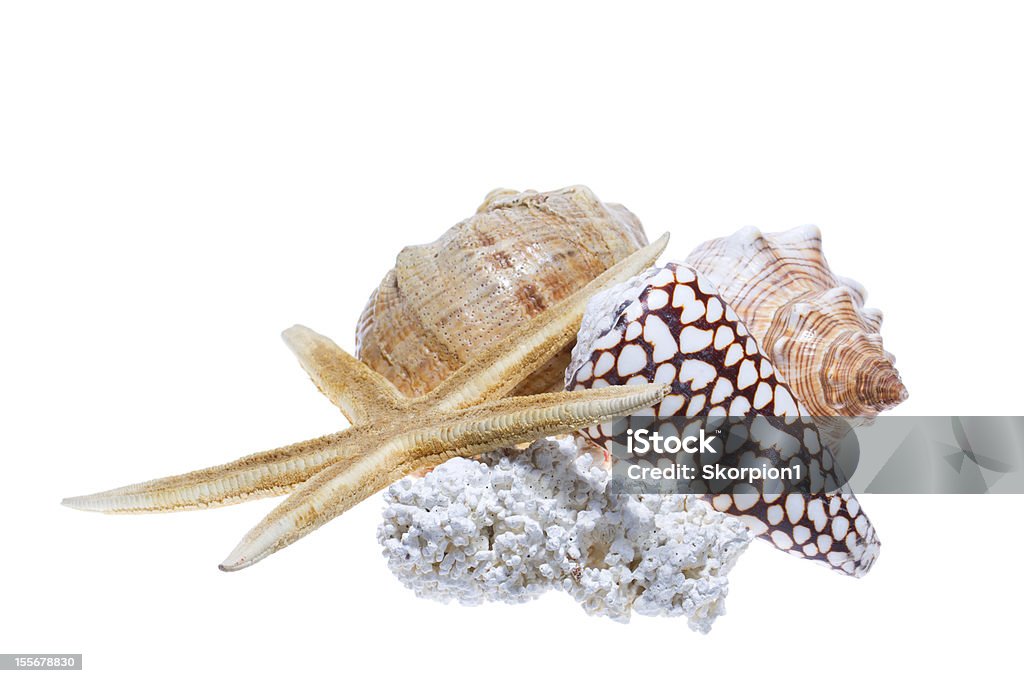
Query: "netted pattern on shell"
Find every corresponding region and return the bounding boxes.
[565,263,880,577]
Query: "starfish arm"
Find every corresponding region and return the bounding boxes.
[61,426,372,513]
[425,233,670,413]
[218,382,669,571]
[282,324,404,423]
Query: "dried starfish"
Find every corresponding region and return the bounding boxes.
[63,235,671,571]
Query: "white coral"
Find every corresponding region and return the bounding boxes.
[377,437,752,633]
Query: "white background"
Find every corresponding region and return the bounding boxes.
[2,2,1022,681]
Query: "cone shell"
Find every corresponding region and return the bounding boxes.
[355,185,649,397]
[565,262,880,577]
[685,225,907,421]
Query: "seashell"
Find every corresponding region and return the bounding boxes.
[565,262,880,577]
[685,225,907,422]
[356,185,649,397]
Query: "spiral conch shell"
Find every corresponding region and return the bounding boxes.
[355,186,649,397]
[685,225,907,422]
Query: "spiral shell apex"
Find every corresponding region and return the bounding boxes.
[685,225,907,421]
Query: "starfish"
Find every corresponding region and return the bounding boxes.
[63,234,671,571]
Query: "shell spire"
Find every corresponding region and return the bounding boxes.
[686,225,907,422]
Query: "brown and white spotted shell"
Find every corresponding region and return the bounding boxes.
[685,225,907,423]
[355,185,648,397]
[565,263,880,577]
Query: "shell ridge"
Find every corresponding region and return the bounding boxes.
[685,225,907,423]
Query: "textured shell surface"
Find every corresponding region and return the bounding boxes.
[685,225,907,422]
[356,185,648,397]
[565,262,880,577]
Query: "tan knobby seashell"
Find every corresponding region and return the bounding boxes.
[355,185,649,397]
[685,225,907,421]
